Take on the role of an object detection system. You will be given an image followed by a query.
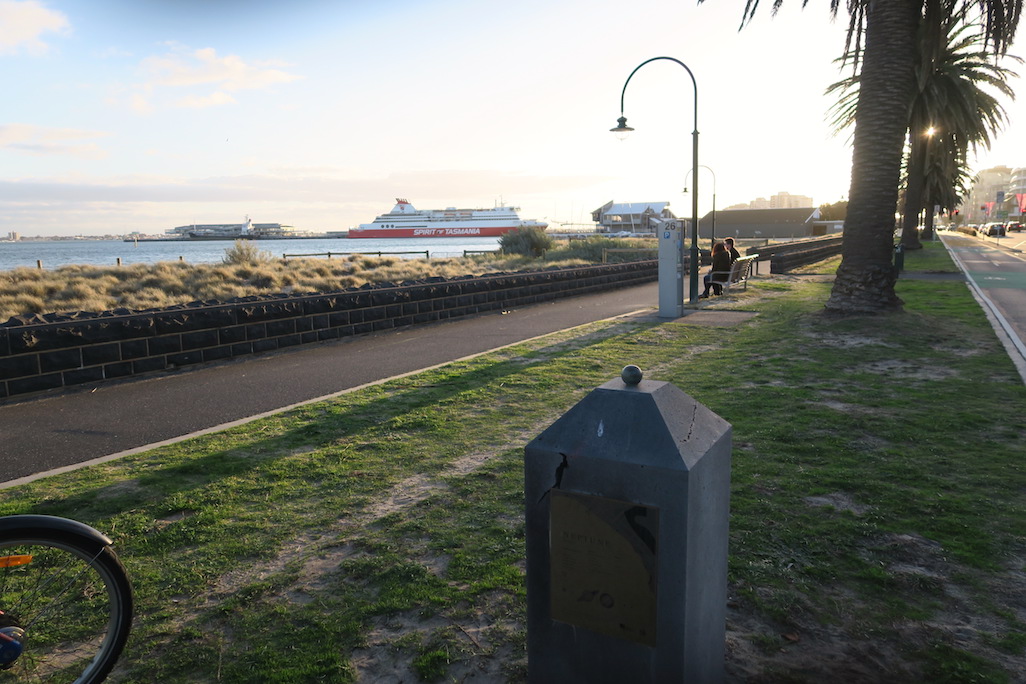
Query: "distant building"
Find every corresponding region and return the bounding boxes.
[5,232,19,242]
[701,207,824,240]
[591,201,676,234]
[166,218,298,239]
[771,192,813,209]
[1005,167,1026,220]
[961,166,1012,223]
[724,191,814,211]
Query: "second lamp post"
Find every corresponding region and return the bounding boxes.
[684,165,716,250]
[611,56,700,306]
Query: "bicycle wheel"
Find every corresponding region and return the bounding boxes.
[0,516,133,684]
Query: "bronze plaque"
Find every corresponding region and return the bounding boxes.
[549,489,659,646]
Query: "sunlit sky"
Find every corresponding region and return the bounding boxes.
[3,0,1025,237]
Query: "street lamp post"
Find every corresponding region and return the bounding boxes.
[611,56,700,306]
[683,165,716,249]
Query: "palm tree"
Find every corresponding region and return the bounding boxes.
[712,0,1021,314]
[904,4,1017,245]
[920,127,977,234]
[827,3,1019,249]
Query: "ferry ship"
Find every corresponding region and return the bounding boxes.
[348,199,547,238]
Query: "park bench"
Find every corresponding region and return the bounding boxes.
[708,254,758,295]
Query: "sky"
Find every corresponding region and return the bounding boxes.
[2,0,1025,237]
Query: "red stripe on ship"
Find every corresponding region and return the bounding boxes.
[347,225,523,238]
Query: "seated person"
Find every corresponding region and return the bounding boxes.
[701,242,732,298]
[724,237,741,263]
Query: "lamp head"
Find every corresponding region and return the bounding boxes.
[610,116,634,141]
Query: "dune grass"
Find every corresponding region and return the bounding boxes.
[0,237,659,323]
[0,242,1022,682]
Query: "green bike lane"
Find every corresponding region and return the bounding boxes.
[941,231,1026,381]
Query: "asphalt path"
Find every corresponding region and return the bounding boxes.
[940,231,1026,379]
[0,281,658,484]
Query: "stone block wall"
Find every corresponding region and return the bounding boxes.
[0,261,656,400]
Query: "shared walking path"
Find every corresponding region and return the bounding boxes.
[0,281,662,485]
[2,234,1024,488]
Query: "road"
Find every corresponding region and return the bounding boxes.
[0,282,659,485]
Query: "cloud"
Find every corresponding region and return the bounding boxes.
[127,46,302,111]
[0,123,108,158]
[95,45,132,59]
[144,47,301,91]
[0,169,606,204]
[175,91,236,109]
[0,169,612,235]
[129,92,154,114]
[0,0,70,55]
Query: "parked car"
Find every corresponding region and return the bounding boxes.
[1007,222,1023,232]
[981,222,1007,236]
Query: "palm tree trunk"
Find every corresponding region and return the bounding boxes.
[825,0,919,314]
[901,133,926,250]
[923,197,936,238]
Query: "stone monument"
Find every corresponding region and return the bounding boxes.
[525,365,731,682]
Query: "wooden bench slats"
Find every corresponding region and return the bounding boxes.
[708,255,758,295]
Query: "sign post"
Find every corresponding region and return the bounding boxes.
[657,220,683,318]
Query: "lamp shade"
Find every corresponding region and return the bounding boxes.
[610,116,634,141]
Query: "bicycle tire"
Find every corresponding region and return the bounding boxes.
[0,517,133,684]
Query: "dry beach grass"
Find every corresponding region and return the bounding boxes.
[0,236,657,323]
[0,255,539,323]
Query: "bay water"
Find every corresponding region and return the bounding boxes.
[0,236,504,272]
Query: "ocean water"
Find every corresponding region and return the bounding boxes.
[0,236,504,272]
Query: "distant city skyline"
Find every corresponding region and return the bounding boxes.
[723,191,815,211]
[2,0,1025,237]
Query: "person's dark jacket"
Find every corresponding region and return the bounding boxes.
[709,250,732,282]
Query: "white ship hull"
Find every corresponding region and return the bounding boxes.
[348,199,547,238]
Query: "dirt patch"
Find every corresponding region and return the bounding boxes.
[725,611,917,682]
[153,509,197,530]
[804,492,871,516]
[723,533,1026,682]
[94,478,147,500]
[682,311,760,327]
[855,359,959,381]
[351,601,525,683]
[803,332,895,349]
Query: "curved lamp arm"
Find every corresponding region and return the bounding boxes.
[613,56,701,305]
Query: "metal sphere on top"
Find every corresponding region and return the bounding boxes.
[621,365,643,385]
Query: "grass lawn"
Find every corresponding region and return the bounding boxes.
[1,241,1023,682]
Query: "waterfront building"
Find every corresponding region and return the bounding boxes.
[591,201,676,234]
